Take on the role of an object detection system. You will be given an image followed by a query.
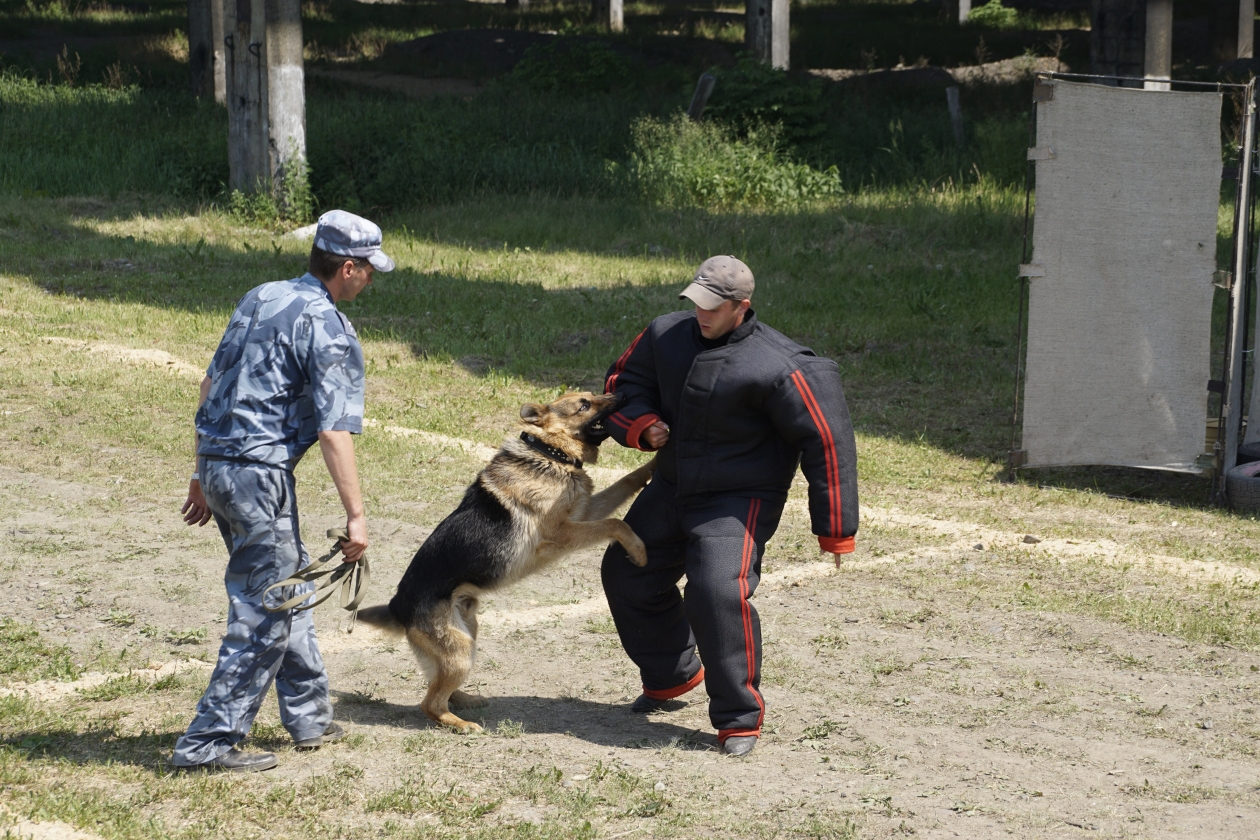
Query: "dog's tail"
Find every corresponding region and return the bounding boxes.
[354,604,406,637]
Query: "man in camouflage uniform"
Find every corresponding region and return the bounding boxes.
[170,210,394,773]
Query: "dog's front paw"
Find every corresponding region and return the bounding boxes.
[630,456,658,488]
[625,535,648,567]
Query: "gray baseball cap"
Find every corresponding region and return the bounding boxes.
[679,255,754,310]
[314,209,395,272]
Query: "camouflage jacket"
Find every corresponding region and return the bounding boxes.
[196,273,365,468]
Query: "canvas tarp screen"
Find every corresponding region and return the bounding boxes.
[1020,80,1222,473]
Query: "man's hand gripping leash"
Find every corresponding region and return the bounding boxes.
[263,528,371,632]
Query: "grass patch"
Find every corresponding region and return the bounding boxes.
[0,618,80,683]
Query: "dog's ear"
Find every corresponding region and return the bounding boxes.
[520,403,544,426]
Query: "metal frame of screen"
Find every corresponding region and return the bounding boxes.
[1008,72,1257,504]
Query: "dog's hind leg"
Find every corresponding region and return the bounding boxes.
[448,587,489,711]
[411,597,483,733]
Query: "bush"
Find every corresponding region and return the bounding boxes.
[705,56,827,145]
[620,114,842,209]
[966,0,1019,29]
[511,40,636,95]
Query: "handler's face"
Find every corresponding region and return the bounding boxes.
[341,263,374,302]
[695,299,747,339]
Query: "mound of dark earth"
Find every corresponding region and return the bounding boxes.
[380,27,735,80]
[383,28,557,77]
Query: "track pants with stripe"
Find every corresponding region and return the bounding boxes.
[601,473,784,742]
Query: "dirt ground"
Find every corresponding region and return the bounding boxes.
[3,407,1259,839]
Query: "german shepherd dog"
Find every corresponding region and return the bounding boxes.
[356,392,654,732]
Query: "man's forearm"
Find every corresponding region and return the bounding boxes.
[318,430,365,519]
[194,376,211,469]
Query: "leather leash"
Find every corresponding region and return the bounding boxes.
[263,528,370,632]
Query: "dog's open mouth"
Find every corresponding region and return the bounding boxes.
[581,403,618,444]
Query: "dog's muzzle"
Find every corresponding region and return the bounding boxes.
[582,403,617,445]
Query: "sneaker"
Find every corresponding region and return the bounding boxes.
[722,735,757,757]
[294,721,345,751]
[176,748,278,773]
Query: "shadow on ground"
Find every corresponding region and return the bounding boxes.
[330,691,716,751]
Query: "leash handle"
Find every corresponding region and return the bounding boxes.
[262,528,370,633]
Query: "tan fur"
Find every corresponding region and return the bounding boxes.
[358,392,654,733]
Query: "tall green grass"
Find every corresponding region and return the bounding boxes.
[0,68,1028,212]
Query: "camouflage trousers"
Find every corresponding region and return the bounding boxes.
[171,459,333,766]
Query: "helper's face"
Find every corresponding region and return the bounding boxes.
[695,299,747,339]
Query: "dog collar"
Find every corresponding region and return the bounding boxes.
[519,432,582,468]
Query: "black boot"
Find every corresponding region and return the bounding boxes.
[178,748,278,773]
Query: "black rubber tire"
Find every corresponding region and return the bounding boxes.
[1227,462,1260,512]
[1238,443,1260,466]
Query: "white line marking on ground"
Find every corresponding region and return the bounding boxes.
[0,659,212,702]
[361,418,634,483]
[40,337,204,379]
[858,505,1260,585]
[0,807,103,840]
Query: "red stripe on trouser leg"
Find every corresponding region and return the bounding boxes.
[717,727,762,744]
[642,667,705,700]
[738,498,766,731]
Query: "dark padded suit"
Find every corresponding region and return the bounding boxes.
[601,309,858,744]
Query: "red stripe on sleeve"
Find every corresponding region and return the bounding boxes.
[790,370,842,538]
[604,329,646,394]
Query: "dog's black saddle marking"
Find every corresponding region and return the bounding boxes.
[519,432,582,468]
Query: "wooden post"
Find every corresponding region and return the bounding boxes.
[687,73,717,121]
[1240,0,1255,59]
[945,86,965,147]
[225,0,268,193]
[1212,0,1240,61]
[592,0,623,31]
[224,0,307,207]
[1090,0,1146,84]
[746,0,789,70]
[1144,0,1172,90]
[265,0,306,210]
[188,0,225,102]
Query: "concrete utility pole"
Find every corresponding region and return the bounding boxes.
[1090,0,1145,84]
[592,0,623,31]
[1240,0,1255,59]
[941,0,970,23]
[1209,0,1255,60]
[224,0,307,207]
[746,0,788,69]
[1144,0,1172,90]
[188,0,225,102]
